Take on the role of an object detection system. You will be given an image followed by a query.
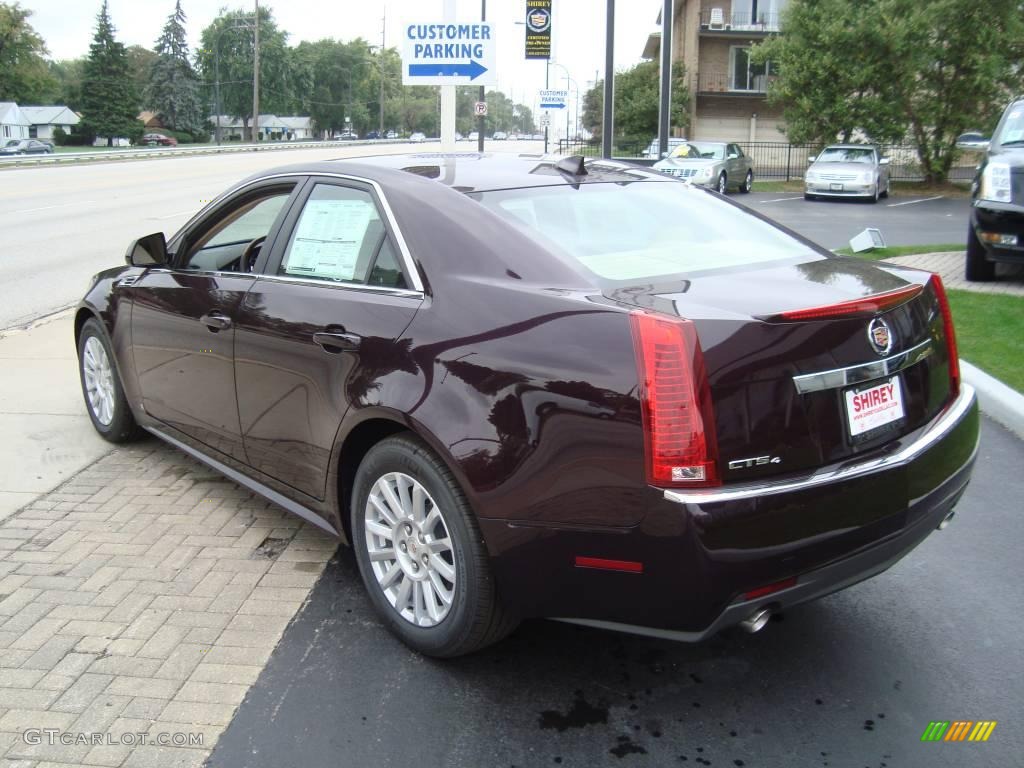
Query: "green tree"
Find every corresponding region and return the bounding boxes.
[146,1,202,134]
[196,7,290,141]
[0,2,55,102]
[581,60,689,148]
[754,0,1024,182]
[290,38,378,136]
[127,46,156,110]
[45,58,85,110]
[81,1,140,145]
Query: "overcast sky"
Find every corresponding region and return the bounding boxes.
[25,0,659,110]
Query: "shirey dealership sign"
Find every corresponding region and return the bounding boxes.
[524,0,552,59]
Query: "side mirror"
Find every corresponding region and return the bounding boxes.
[807,155,816,164]
[879,157,891,165]
[125,232,168,267]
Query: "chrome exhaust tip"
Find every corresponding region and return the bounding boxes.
[937,510,955,531]
[739,607,772,634]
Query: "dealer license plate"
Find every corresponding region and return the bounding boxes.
[830,182,843,191]
[844,376,904,437]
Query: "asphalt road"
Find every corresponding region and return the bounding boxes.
[0,140,542,330]
[740,192,970,251]
[210,416,1022,768]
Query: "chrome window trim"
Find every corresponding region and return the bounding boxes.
[220,171,428,294]
[791,338,933,395]
[253,272,423,299]
[663,384,976,505]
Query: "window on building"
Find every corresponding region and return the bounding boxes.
[730,47,778,92]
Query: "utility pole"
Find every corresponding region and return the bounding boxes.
[602,0,614,159]
[657,0,673,159]
[252,0,260,143]
[379,11,386,137]
[477,0,485,153]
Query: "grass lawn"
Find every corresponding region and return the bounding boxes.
[946,290,1024,393]
[833,243,964,261]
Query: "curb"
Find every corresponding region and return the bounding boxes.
[961,360,1024,439]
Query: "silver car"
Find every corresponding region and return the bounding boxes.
[804,144,891,203]
[652,141,754,194]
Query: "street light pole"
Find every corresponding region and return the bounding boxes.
[379,11,386,137]
[252,0,260,143]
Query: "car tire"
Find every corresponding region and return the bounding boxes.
[870,182,880,203]
[881,177,891,198]
[740,170,753,193]
[717,172,728,195]
[965,225,996,282]
[77,318,144,443]
[351,434,518,657]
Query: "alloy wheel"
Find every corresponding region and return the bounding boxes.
[82,336,115,426]
[364,472,457,627]
[718,173,728,194]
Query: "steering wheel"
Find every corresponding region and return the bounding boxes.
[240,235,267,273]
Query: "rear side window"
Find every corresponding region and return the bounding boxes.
[278,183,409,288]
[474,182,818,282]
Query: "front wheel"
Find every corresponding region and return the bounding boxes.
[965,225,996,281]
[717,172,728,195]
[351,435,517,657]
[740,170,753,193]
[78,318,143,442]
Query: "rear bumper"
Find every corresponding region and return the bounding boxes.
[482,385,979,638]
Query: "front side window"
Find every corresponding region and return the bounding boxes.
[278,184,403,287]
[183,189,293,272]
[474,181,818,282]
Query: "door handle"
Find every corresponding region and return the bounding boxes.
[313,331,361,353]
[199,312,232,332]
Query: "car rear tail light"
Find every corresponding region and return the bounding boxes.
[929,274,960,398]
[763,284,924,321]
[629,311,719,488]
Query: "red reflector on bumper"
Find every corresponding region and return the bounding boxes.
[574,556,644,574]
[744,576,797,600]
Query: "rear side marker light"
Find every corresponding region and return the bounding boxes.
[743,576,797,601]
[575,557,644,574]
[929,274,960,397]
[630,311,720,488]
[764,284,924,322]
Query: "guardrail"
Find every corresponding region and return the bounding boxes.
[0,138,417,169]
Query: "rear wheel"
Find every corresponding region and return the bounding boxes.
[351,435,517,657]
[78,318,143,442]
[740,170,753,193]
[965,225,996,281]
[717,172,728,195]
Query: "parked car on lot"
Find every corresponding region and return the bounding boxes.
[140,133,178,147]
[0,138,54,155]
[492,131,508,141]
[76,153,978,657]
[337,130,359,141]
[965,97,1024,281]
[386,130,397,139]
[805,145,891,202]
[365,130,381,140]
[642,136,692,160]
[468,131,479,142]
[409,132,426,143]
[653,141,754,194]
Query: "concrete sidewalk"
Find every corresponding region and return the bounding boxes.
[883,250,1024,295]
[0,312,112,523]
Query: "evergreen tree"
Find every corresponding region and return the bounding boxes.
[81,1,139,145]
[146,0,202,135]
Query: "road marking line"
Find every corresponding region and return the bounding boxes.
[887,195,945,207]
[5,199,98,214]
[761,196,804,202]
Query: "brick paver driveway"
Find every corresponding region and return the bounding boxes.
[0,443,336,767]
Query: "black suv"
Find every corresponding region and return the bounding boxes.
[967,96,1024,280]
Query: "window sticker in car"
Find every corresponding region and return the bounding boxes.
[284,199,375,281]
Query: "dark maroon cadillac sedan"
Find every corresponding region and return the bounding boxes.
[75,153,979,657]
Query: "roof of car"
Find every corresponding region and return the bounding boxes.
[823,144,878,149]
[251,152,669,194]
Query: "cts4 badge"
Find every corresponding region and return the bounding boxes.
[728,455,782,471]
[868,317,893,356]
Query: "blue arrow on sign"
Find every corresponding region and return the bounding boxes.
[540,102,566,109]
[408,60,488,80]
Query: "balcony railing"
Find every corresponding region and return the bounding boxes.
[698,70,772,94]
[699,9,781,32]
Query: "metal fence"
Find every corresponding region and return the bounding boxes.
[556,138,980,183]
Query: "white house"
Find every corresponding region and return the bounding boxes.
[20,106,80,140]
[280,116,314,140]
[210,114,313,141]
[0,102,31,141]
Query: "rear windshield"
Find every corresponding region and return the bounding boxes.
[474,181,818,281]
